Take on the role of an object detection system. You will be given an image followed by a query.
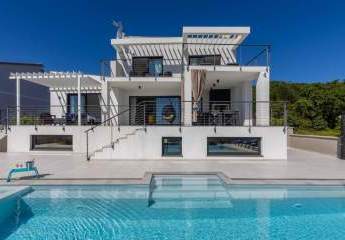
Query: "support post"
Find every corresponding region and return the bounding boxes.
[256,71,270,126]
[242,82,252,126]
[183,71,192,126]
[100,81,109,124]
[77,73,81,126]
[283,102,288,133]
[5,107,8,134]
[144,103,146,132]
[16,76,20,125]
[86,131,89,161]
[248,101,252,133]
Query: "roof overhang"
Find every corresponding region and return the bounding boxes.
[183,26,250,35]
[9,72,102,90]
[183,26,250,47]
[107,79,180,91]
[111,37,183,48]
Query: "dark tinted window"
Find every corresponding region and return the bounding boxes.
[207,137,261,156]
[31,135,73,151]
[162,137,182,156]
[132,57,163,76]
[189,55,221,65]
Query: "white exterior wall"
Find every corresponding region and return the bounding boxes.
[7,126,287,160]
[256,71,270,126]
[241,81,253,126]
[7,126,112,154]
[94,126,286,160]
[50,91,66,118]
[183,71,192,125]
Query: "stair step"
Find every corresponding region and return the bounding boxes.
[153,179,223,186]
[150,199,232,209]
[151,190,229,199]
[152,184,226,191]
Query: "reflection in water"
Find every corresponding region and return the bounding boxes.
[4,183,345,239]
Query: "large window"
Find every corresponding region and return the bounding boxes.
[162,137,182,156]
[129,96,181,125]
[207,137,261,156]
[132,57,163,76]
[67,93,101,125]
[31,135,73,151]
[189,55,221,66]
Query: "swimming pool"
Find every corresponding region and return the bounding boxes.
[2,175,345,239]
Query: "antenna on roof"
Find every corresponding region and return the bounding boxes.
[112,20,124,39]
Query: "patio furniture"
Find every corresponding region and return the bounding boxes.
[7,160,39,182]
[39,112,56,125]
[65,113,77,125]
[194,111,240,126]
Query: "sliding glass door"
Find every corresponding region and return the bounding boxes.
[129,96,180,125]
[67,94,101,125]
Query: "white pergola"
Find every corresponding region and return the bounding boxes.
[110,27,251,75]
[9,71,102,125]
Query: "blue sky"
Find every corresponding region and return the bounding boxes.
[0,0,344,82]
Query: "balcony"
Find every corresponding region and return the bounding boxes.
[0,101,286,129]
[100,43,270,80]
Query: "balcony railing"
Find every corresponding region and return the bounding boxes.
[1,101,287,130]
[101,43,270,80]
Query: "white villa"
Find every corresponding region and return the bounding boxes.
[6,26,287,160]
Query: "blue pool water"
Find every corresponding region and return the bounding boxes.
[2,175,345,239]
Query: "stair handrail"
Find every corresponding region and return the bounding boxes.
[85,107,130,161]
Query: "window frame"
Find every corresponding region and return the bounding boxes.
[188,55,222,66]
[207,137,261,156]
[132,56,164,76]
[162,137,182,157]
[30,135,73,151]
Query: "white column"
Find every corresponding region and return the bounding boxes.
[183,70,192,126]
[242,81,252,126]
[109,87,121,125]
[101,81,109,123]
[16,76,21,125]
[256,71,270,126]
[77,73,81,126]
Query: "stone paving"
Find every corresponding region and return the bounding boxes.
[0,148,344,185]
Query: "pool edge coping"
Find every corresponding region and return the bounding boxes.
[2,172,345,186]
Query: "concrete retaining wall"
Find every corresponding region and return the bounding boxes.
[288,134,338,157]
[7,125,287,160]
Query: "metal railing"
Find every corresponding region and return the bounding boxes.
[5,105,107,127]
[100,58,183,80]
[85,107,131,161]
[101,43,270,79]
[3,101,287,128]
[83,100,287,161]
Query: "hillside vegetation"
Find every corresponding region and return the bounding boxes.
[270,80,345,137]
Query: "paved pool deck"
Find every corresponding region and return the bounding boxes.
[0,148,345,185]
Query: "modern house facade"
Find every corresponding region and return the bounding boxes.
[6,26,287,160]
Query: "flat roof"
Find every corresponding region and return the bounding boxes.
[182,26,250,34]
[0,61,43,67]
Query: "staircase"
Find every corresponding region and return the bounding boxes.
[148,175,233,209]
[90,127,146,159]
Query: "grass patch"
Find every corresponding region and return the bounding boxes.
[294,128,340,137]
